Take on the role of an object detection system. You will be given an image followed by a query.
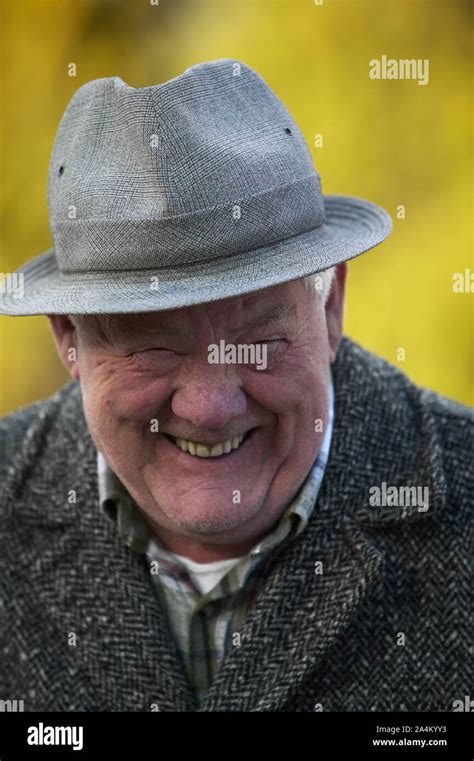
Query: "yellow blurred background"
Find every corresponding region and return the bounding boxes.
[0,0,472,415]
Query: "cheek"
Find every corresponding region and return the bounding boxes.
[243,354,325,413]
[82,358,172,431]
[242,350,329,459]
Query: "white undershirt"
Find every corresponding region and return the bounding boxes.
[168,552,244,595]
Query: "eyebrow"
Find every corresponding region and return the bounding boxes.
[114,302,297,341]
[236,302,297,334]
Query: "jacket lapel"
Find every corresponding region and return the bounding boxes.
[200,514,384,711]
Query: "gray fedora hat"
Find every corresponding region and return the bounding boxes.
[0,58,392,316]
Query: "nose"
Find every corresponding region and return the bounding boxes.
[171,360,248,431]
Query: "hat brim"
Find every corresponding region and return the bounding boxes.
[0,195,392,316]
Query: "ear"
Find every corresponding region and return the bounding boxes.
[47,315,80,381]
[325,262,347,364]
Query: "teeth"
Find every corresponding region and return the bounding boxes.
[171,432,246,458]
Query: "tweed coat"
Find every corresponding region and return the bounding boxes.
[0,337,472,712]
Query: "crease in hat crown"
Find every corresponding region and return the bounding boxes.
[47,59,326,274]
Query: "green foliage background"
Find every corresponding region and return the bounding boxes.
[0,0,472,414]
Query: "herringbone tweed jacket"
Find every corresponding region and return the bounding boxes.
[0,337,472,712]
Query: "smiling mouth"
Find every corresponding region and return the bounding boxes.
[166,430,251,458]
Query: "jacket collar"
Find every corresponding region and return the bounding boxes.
[4,337,446,710]
[327,337,446,526]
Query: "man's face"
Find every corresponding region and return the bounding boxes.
[50,268,346,556]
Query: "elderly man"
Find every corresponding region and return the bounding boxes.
[0,60,472,713]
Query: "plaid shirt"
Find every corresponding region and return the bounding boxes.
[98,378,334,703]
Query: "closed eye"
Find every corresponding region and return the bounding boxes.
[245,339,287,369]
[130,347,182,362]
[251,339,285,349]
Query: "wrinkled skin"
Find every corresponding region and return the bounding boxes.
[49,264,346,562]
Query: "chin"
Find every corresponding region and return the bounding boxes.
[157,495,264,537]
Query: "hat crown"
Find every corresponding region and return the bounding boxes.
[49,60,318,222]
[47,59,325,273]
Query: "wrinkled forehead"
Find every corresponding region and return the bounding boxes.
[83,279,308,341]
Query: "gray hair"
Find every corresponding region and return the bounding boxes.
[304,267,336,305]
